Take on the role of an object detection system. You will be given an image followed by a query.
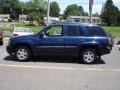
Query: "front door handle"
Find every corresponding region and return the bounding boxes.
[58,39,63,42]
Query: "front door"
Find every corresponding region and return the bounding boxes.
[36,25,65,55]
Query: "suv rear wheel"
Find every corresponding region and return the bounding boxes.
[14,46,32,61]
[80,49,97,64]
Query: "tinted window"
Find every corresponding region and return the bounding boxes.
[67,26,83,36]
[86,26,106,36]
[45,26,63,36]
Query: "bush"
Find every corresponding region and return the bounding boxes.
[3,31,12,37]
[8,18,13,22]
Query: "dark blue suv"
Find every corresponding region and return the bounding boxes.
[6,24,113,64]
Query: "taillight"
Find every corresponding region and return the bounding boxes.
[108,37,112,45]
[105,37,113,46]
[0,32,3,37]
[13,34,18,36]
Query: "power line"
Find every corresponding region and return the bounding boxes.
[58,3,103,5]
[57,2,120,8]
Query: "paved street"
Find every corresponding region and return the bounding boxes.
[0,39,120,90]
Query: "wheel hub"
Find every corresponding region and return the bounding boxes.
[17,49,28,60]
[84,51,95,63]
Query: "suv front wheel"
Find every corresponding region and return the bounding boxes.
[80,49,97,64]
[14,46,32,61]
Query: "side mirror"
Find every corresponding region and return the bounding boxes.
[39,32,44,38]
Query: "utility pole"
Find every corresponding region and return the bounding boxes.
[22,7,24,15]
[10,7,13,19]
[47,0,50,26]
[89,0,94,23]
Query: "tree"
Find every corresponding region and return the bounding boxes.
[27,0,47,14]
[83,12,88,16]
[101,0,119,26]
[0,0,47,20]
[78,6,84,15]
[63,4,81,19]
[50,1,60,17]
[78,6,88,16]
[31,0,47,10]
[27,12,44,25]
[93,13,100,17]
[117,11,120,25]
[0,0,19,19]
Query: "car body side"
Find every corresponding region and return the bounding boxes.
[6,24,112,57]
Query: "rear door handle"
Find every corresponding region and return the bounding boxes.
[58,38,63,42]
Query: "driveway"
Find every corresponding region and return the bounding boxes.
[0,38,120,90]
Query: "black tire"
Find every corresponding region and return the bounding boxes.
[14,46,32,62]
[0,42,3,45]
[80,49,97,64]
[0,40,3,45]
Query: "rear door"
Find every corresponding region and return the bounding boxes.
[64,25,84,56]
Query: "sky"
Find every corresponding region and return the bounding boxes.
[20,0,120,14]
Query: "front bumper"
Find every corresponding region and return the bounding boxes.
[6,45,13,55]
[0,37,3,45]
[99,46,112,55]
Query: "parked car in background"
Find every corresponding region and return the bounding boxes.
[12,27,33,37]
[7,23,113,64]
[0,31,3,45]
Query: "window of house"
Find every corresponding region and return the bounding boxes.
[97,20,100,23]
[75,18,80,22]
[4,17,8,19]
[93,19,96,23]
[82,19,85,22]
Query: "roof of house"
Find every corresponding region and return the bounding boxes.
[0,14,10,16]
[67,16,101,19]
[19,14,27,17]
[50,23,99,27]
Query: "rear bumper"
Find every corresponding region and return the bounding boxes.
[99,46,112,55]
[6,45,13,55]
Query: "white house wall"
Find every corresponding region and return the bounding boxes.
[67,17,101,25]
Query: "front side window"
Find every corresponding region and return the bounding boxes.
[45,26,63,36]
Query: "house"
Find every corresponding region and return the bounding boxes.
[43,17,60,25]
[19,14,27,22]
[0,14,10,22]
[66,16,101,25]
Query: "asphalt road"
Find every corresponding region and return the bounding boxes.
[0,39,120,90]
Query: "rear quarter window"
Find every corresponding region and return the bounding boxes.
[86,26,106,36]
[66,26,83,36]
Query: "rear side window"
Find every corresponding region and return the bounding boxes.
[66,26,83,36]
[86,26,106,36]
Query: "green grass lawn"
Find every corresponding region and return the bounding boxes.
[16,24,120,37]
[16,23,44,33]
[1,22,120,37]
[103,26,120,37]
